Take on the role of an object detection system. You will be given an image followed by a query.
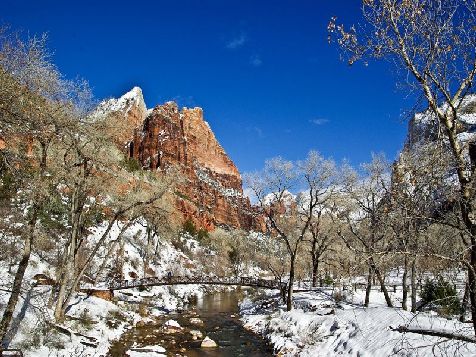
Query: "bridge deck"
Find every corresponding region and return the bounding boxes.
[107,276,287,291]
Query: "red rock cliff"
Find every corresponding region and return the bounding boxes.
[105,88,260,231]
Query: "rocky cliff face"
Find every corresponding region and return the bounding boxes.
[393,95,476,209]
[405,94,476,150]
[104,87,261,231]
[96,87,148,145]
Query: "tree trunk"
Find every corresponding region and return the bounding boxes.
[402,254,408,311]
[47,285,57,309]
[54,184,83,322]
[391,326,476,343]
[93,239,120,285]
[286,256,295,311]
[0,143,46,342]
[61,196,159,313]
[467,253,476,334]
[0,221,34,344]
[365,264,373,307]
[371,259,393,307]
[59,218,131,319]
[455,146,476,334]
[460,281,469,323]
[310,232,319,288]
[53,238,76,322]
[411,258,417,313]
[311,257,319,288]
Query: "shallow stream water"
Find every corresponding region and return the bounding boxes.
[108,290,273,356]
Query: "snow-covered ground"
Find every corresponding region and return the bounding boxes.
[241,287,476,356]
[3,218,474,357]
[0,223,222,356]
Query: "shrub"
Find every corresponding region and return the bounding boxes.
[105,309,128,328]
[175,191,191,201]
[181,219,209,243]
[43,333,65,350]
[0,170,16,200]
[228,246,239,265]
[138,303,149,317]
[323,275,334,286]
[17,326,43,350]
[333,290,345,303]
[182,219,197,236]
[171,237,188,253]
[197,228,209,242]
[78,308,95,330]
[421,276,461,316]
[122,157,141,172]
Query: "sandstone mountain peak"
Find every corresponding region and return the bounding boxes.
[103,88,261,231]
[94,87,148,145]
[99,86,147,117]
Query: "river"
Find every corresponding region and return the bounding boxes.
[108,289,273,356]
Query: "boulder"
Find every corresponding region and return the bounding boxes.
[80,288,114,301]
[163,319,182,333]
[32,273,55,286]
[189,317,204,325]
[189,330,203,340]
[201,336,218,348]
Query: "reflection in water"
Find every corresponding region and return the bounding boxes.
[108,289,273,357]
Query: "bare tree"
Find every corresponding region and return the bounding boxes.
[390,142,455,311]
[0,28,177,326]
[307,215,339,287]
[254,230,290,295]
[297,151,340,287]
[0,31,86,342]
[246,157,303,310]
[338,154,393,307]
[329,0,476,332]
[224,230,252,277]
[246,152,337,310]
[51,119,175,321]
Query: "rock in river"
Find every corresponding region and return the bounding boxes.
[163,319,182,333]
[201,336,218,348]
[189,317,204,325]
[190,330,203,340]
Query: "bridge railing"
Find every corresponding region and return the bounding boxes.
[106,276,287,291]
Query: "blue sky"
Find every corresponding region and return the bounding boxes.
[2,0,412,173]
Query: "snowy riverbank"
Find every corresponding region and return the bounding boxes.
[0,223,214,356]
[240,288,476,356]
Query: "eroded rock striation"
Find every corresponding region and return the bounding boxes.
[104,87,261,231]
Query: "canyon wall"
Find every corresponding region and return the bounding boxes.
[105,87,261,231]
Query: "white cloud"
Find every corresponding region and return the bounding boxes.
[253,126,263,137]
[249,54,262,67]
[170,95,196,108]
[226,34,246,50]
[246,126,264,138]
[309,118,329,125]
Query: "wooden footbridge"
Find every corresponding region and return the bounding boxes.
[107,276,287,292]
